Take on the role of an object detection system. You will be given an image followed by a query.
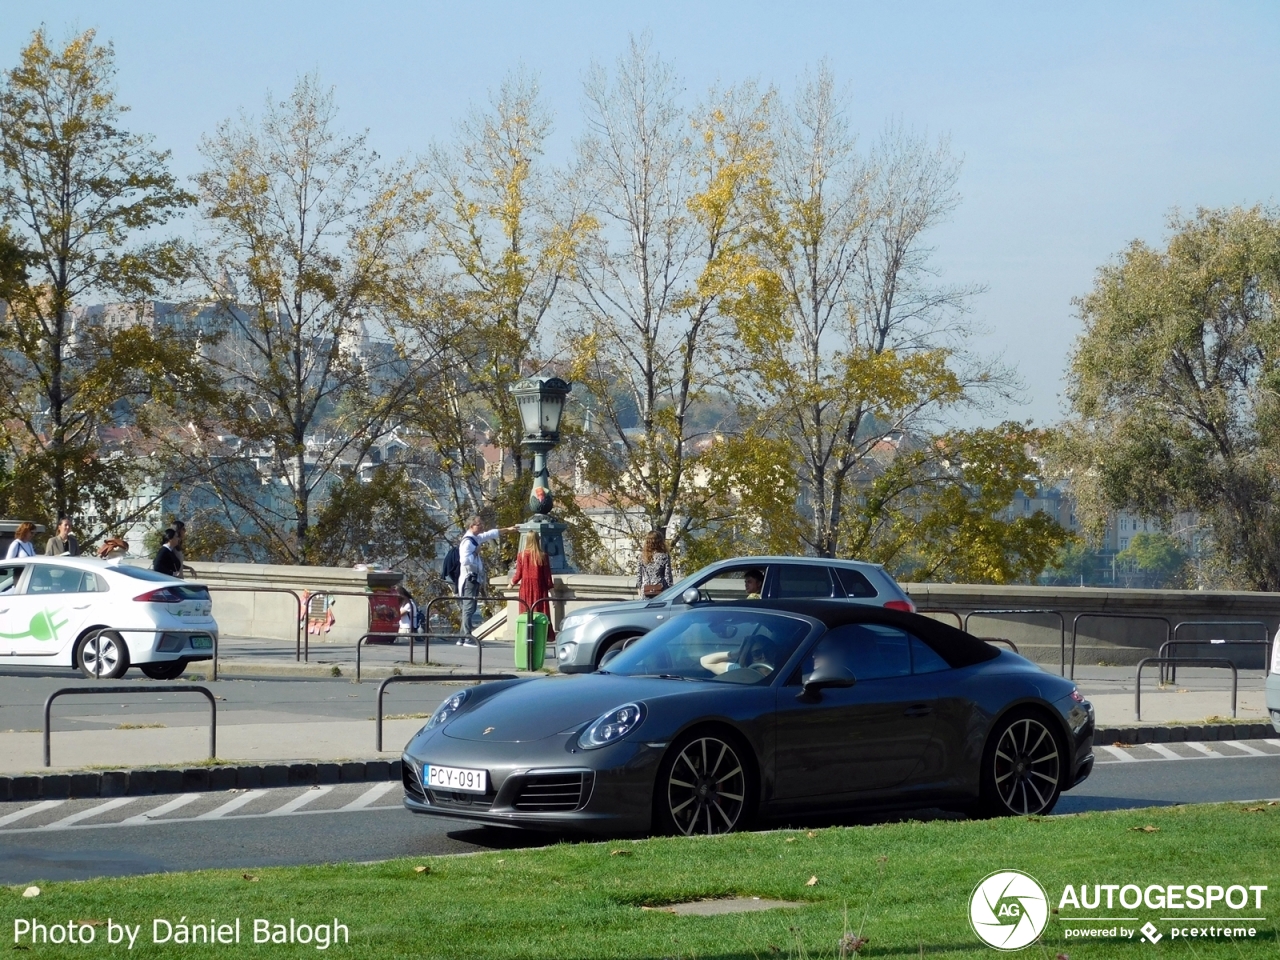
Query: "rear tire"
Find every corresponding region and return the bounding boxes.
[978,709,1065,817]
[76,630,130,680]
[140,659,188,680]
[653,729,756,836]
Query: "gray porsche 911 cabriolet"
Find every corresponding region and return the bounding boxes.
[400,601,1095,836]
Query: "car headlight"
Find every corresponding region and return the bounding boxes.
[578,702,646,749]
[558,641,577,662]
[559,613,596,633]
[426,690,469,729]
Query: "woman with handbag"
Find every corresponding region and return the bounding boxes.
[636,530,674,599]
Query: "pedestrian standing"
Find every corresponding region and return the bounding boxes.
[44,514,80,556]
[636,529,674,598]
[457,515,518,642]
[510,530,556,643]
[5,522,36,559]
[152,528,182,576]
[171,519,186,567]
[397,584,418,638]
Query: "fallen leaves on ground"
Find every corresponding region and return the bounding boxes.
[242,874,259,881]
[414,866,430,874]
[610,849,633,857]
[22,886,39,898]
[805,876,819,886]
[1129,825,1159,833]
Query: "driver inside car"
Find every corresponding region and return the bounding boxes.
[699,631,782,677]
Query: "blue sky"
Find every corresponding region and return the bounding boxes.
[5,1,1278,425]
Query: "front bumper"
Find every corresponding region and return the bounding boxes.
[400,731,662,835]
[1266,673,1280,732]
[1057,692,1095,791]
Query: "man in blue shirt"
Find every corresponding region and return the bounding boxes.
[457,515,517,642]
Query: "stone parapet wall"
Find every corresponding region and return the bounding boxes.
[178,561,402,646]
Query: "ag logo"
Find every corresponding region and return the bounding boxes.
[969,870,1049,951]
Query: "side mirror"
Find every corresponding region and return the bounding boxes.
[680,587,702,606]
[798,667,856,701]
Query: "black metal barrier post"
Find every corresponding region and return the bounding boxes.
[1134,657,1236,722]
[1164,621,1271,684]
[916,608,963,629]
[375,673,517,752]
[963,609,1064,672]
[309,590,383,664]
[203,585,305,677]
[44,685,216,766]
[354,633,433,682]
[422,594,510,674]
[1071,613,1172,681]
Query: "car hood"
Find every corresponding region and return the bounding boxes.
[441,673,706,743]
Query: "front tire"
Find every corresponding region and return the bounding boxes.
[596,634,640,668]
[140,659,188,680]
[76,630,130,679]
[979,709,1065,817]
[654,730,755,836]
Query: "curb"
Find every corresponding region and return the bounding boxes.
[0,759,402,803]
[1096,722,1277,745]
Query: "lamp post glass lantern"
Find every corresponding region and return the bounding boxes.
[510,376,572,573]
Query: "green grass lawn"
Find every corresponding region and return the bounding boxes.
[5,802,1277,958]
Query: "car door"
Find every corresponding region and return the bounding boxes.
[0,562,34,655]
[772,621,937,799]
[6,564,91,656]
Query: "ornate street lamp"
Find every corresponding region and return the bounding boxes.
[510,376,572,573]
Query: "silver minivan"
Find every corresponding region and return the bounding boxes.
[555,556,915,673]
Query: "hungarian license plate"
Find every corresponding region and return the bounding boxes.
[189,634,213,649]
[425,764,487,794]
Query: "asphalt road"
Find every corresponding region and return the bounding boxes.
[1,748,1277,884]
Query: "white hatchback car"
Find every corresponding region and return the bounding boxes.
[0,556,218,679]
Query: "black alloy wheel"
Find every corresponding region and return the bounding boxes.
[657,733,751,836]
[981,710,1064,816]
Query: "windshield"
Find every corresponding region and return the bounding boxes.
[602,609,812,685]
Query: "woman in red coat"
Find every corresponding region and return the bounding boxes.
[510,530,556,642]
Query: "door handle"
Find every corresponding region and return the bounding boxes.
[903,704,932,718]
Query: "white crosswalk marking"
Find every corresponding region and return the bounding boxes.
[196,790,266,819]
[1223,740,1269,757]
[0,799,66,828]
[265,785,333,816]
[1146,743,1184,761]
[1101,745,1138,761]
[119,792,201,824]
[1184,741,1224,758]
[41,797,136,830]
[341,781,397,810]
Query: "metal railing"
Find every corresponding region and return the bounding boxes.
[421,594,511,674]
[375,673,517,751]
[964,609,1064,672]
[1071,613,1172,681]
[44,684,216,766]
[1134,657,1237,721]
[983,638,1020,653]
[1162,620,1272,683]
[203,585,304,677]
[353,632,435,682]
[916,607,963,629]
[308,590,388,664]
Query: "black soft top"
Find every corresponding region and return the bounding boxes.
[718,599,1002,668]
